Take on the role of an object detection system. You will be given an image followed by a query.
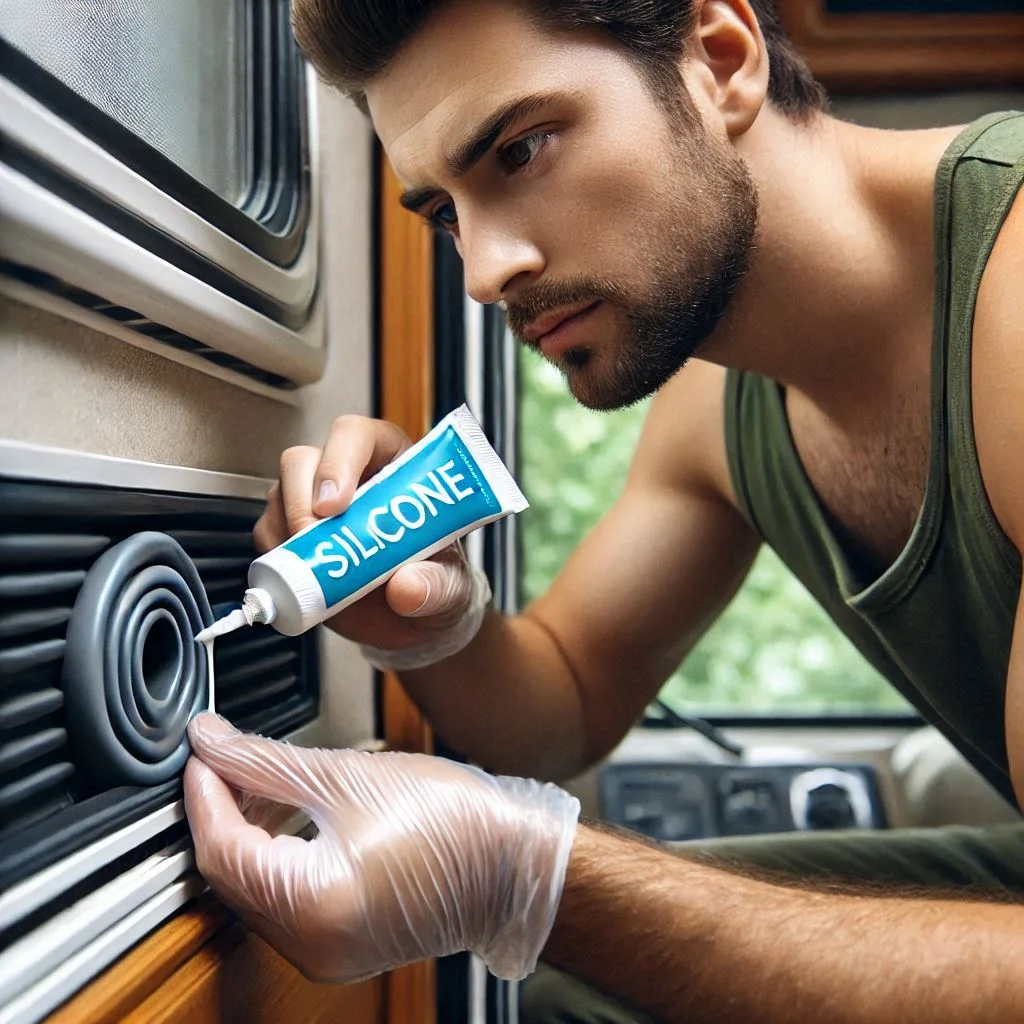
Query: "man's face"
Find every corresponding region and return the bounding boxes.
[369,0,757,410]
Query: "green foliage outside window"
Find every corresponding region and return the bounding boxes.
[517,348,911,714]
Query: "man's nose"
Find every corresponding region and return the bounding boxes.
[459,220,543,306]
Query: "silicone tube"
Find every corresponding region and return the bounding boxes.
[232,405,526,637]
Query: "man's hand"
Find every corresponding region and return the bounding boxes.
[253,415,483,656]
[183,714,579,983]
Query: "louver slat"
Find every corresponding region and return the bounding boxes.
[0,688,63,730]
[217,649,297,689]
[0,727,66,771]
[0,477,319,892]
[0,608,72,640]
[191,555,251,576]
[218,674,300,716]
[0,761,75,809]
[215,629,283,664]
[166,530,255,552]
[0,570,86,598]
[0,534,110,566]
[0,638,65,678]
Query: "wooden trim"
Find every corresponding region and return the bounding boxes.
[377,152,438,1024]
[46,897,231,1024]
[120,921,383,1023]
[46,894,384,1024]
[778,2,1024,91]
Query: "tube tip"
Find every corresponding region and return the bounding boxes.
[195,608,249,644]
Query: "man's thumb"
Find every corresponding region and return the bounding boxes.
[388,560,470,619]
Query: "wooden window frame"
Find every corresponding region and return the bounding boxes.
[777,1,1024,91]
[377,153,439,1024]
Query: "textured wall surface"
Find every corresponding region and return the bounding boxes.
[0,82,378,748]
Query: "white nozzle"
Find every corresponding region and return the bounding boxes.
[194,608,248,644]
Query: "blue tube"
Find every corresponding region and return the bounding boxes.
[233,405,526,636]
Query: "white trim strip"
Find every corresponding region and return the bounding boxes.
[0,876,206,1024]
[0,802,185,930]
[0,841,194,1006]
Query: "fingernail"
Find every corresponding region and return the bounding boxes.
[317,479,339,505]
[188,712,239,742]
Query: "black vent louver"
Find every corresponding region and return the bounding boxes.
[0,478,319,890]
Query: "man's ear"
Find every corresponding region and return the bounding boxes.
[683,0,768,136]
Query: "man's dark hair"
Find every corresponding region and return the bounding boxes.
[291,0,828,121]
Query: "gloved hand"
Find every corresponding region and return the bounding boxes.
[358,542,492,671]
[254,416,488,667]
[183,714,580,984]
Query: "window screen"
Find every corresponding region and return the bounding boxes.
[0,0,309,262]
[2,0,252,206]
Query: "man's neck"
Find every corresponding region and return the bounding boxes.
[699,110,964,426]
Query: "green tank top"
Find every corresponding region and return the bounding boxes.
[724,111,1024,807]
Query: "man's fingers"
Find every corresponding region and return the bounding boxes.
[184,757,313,919]
[278,445,322,535]
[313,416,411,519]
[187,713,328,810]
[237,791,301,835]
[184,756,273,902]
[253,482,288,553]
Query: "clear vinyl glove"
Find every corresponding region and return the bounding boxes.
[183,714,580,984]
[361,542,492,671]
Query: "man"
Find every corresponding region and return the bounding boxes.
[184,1,1024,1020]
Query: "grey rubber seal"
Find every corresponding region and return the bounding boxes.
[62,531,213,788]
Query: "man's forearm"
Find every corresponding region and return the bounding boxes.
[397,609,588,779]
[543,824,1024,1023]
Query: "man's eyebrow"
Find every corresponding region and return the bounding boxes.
[446,92,554,178]
[399,92,566,214]
[399,186,441,215]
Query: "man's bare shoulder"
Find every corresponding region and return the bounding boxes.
[973,186,1024,554]
[628,358,739,510]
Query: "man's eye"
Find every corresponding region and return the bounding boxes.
[429,200,458,230]
[501,131,552,171]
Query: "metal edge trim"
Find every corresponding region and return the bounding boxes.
[0,165,327,384]
[0,77,319,311]
[0,275,303,404]
[0,442,273,503]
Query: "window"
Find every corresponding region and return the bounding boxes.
[4,2,255,208]
[0,0,322,393]
[518,349,913,717]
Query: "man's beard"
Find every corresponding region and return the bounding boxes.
[505,122,759,411]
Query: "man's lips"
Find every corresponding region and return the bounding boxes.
[521,300,601,344]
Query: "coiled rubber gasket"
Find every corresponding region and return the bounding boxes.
[62,531,213,788]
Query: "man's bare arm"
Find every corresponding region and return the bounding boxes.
[399,360,759,779]
[543,823,1024,1024]
[255,360,756,780]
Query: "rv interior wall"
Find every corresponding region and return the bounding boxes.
[0,82,378,753]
